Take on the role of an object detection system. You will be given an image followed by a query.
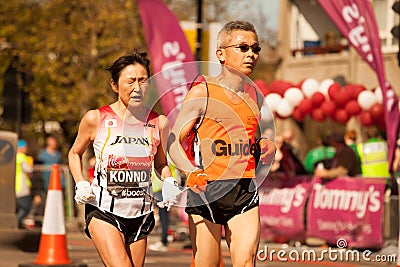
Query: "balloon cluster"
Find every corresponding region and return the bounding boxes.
[255,78,385,129]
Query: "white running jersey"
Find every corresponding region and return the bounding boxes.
[88,105,160,218]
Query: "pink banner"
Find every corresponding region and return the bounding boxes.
[307,177,386,248]
[259,175,313,241]
[318,0,400,171]
[137,0,198,123]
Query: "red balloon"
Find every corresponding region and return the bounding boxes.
[333,89,349,107]
[311,108,326,122]
[311,92,325,108]
[321,100,336,117]
[269,80,294,96]
[254,79,271,96]
[334,109,349,124]
[345,100,361,116]
[360,111,374,126]
[351,84,366,99]
[297,79,306,88]
[370,103,384,120]
[328,83,341,100]
[292,107,306,122]
[298,98,313,115]
[344,84,354,99]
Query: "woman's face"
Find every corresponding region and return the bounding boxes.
[112,63,149,107]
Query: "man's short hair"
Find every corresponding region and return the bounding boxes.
[217,20,258,48]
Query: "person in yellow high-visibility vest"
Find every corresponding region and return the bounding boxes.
[149,163,182,252]
[15,139,33,228]
[357,127,390,178]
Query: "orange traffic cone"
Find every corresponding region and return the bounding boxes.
[34,164,71,265]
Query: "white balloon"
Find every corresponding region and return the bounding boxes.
[374,86,383,104]
[276,98,294,118]
[301,78,320,98]
[319,79,334,96]
[357,90,377,110]
[265,93,282,112]
[260,99,274,122]
[284,87,304,107]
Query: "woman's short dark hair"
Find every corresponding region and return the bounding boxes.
[106,52,150,84]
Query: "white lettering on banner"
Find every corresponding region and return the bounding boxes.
[387,86,396,112]
[109,170,149,183]
[312,184,381,219]
[261,215,295,228]
[161,41,189,107]
[317,219,372,234]
[342,4,373,62]
[260,185,306,213]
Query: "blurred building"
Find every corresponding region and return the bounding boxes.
[277,0,399,93]
[273,0,400,156]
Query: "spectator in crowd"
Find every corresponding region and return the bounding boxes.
[390,138,400,195]
[38,135,63,191]
[344,129,361,167]
[356,127,390,178]
[314,132,361,179]
[149,170,168,252]
[303,134,336,174]
[392,138,400,173]
[283,129,302,160]
[15,140,33,228]
[271,133,307,178]
[87,156,96,184]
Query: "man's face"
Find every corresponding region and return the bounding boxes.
[217,30,260,76]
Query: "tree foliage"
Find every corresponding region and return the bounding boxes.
[0,0,279,151]
[0,0,146,142]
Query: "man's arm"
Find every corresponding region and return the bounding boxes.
[168,83,207,175]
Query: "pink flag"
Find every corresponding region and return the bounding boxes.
[318,0,399,171]
[138,0,198,123]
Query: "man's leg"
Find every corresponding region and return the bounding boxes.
[189,214,222,267]
[225,206,260,267]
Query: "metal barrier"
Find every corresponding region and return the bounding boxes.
[29,164,76,226]
[28,165,400,243]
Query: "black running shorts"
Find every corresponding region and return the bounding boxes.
[185,178,259,225]
[84,204,155,244]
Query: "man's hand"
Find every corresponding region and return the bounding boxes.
[186,168,208,193]
[74,181,95,205]
[157,177,181,211]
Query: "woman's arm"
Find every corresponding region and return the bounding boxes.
[68,109,99,184]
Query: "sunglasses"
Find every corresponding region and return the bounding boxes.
[221,44,261,53]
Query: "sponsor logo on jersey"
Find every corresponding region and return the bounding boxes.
[110,135,150,146]
[247,116,258,125]
[211,139,258,156]
[143,123,155,128]
[108,187,148,198]
[108,155,152,170]
[121,188,147,198]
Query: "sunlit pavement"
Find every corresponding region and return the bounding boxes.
[0,226,398,267]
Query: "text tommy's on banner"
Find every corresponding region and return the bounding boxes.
[317,0,400,171]
[137,0,198,124]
